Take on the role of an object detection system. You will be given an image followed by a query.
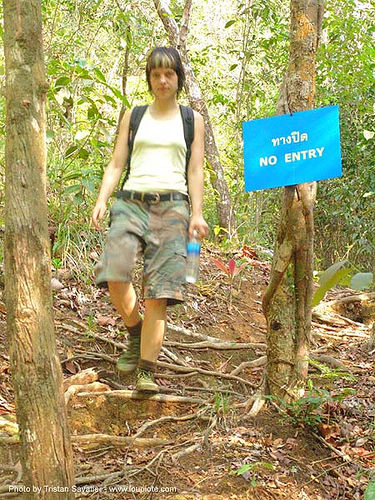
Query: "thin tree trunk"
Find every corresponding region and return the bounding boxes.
[153,0,237,238]
[263,0,324,401]
[116,25,131,134]
[3,0,75,496]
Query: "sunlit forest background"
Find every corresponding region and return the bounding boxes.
[0,0,374,275]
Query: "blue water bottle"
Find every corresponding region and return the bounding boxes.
[186,230,201,283]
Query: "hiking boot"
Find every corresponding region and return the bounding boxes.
[135,368,159,393]
[116,335,140,373]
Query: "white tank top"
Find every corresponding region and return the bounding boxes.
[123,107,188,194]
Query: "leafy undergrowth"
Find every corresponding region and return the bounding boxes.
[0,244,374,499]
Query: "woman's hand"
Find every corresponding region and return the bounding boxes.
[91,200,107,231]
[189,214,209,240]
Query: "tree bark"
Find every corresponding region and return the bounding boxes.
[3,0,75,497]
[153,0,237,238]
[263,0,324,401]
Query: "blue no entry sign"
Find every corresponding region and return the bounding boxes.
[242,105,342,191]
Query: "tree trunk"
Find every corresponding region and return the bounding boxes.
[3,0,75,497]
[263,0,324,401]
[153,0,237,238]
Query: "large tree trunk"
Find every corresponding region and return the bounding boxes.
[263,0,324,401]
[3,0,75,496]
[153,0,237,238]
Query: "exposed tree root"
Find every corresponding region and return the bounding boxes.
[309,353,351,372]
[230,356,267,376]
[157,361,257,388]
[166,322,229,344]
[63,367,98,391]
[65,382,110,404]
[171,442,201,462]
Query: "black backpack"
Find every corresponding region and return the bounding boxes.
[120,104,195,190]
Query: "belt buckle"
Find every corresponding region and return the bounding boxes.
[149,193,160,205]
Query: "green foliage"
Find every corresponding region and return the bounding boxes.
[313,261,374,307]
[308,360,356,382]
[315,0,375,268]
[213,392,232,416]
[234,461,275,486]
[1,0,374,284]
[364,480,375,500]
[312,260,351,307]
[270,384,355,429]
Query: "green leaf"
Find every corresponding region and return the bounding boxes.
[46,130,54,143]
[350,272,373,290]
[74,57,87,69]
[94,67,107,83]
[55,76,71,88]
[64,184,81,195]
[225,20,237,28]
[229,64,238,71]
[78,149,90,160]
[364,480,375,500]
[65,145,78,158]
[82,179,95,193]
[235,464,252,475]
[312,261,351,307]
[318,260,348,286]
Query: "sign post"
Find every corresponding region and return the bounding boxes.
[242,105,342,191]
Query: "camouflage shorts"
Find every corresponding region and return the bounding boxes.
[94,196,190,305]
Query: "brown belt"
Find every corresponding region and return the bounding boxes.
[116,190,189,204]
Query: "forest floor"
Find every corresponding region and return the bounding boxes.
[0,244,374,499]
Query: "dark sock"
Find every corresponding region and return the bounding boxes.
[126,320,142,337]
[138,359,156,372]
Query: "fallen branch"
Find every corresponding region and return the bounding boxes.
[312,432,351,462]
[314,292,375,310]
[71,434,171,448]
[76,390,205,404]
[155,371,199,379]
[164,340,265,350]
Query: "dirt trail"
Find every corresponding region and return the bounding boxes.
[0,247,374,499]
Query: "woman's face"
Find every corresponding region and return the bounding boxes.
[149,67,178,99]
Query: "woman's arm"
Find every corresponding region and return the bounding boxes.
[187,111,209,239]
[91,109,131,230]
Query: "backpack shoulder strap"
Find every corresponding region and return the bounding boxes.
[128,105,148,154]
[179,105,195,175]
[120,105,148,190]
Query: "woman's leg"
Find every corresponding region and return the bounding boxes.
[140,298,167,362]
[108,281,142,373]
[108,281,141,327]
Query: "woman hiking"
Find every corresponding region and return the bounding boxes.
[91,47,208,393]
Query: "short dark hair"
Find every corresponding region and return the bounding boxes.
[146,47,185,95]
